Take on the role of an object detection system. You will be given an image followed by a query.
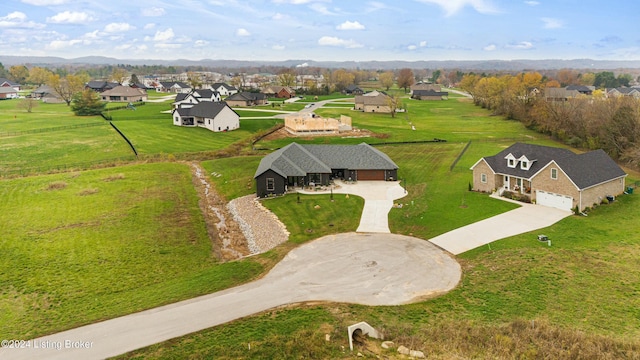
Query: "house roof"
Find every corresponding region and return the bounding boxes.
[160,81,190,89]
[175,101,234,119]
[474,143,626,190]
[86,80,119,90]
[0,78,20,86]
[566,85,593,93]
[355,92,390,106]
[412,89,448,97]
[100,86,146,97]
[226,92,266,101]
[212,83,237,91]
[0,87,17,94]
[174,93,189,102]
[193,88,218,99]
[254,142,398,178]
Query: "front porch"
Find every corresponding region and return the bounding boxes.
[497,175,532,199]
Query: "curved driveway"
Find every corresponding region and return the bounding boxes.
[0,233,460,360]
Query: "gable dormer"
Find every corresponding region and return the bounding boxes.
[518,155,535,170]
[505,153,517,168]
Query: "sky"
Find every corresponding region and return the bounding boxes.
[1,0,639,62]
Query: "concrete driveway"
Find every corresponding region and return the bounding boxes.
[1,233,460,360]
[299,180,407,233]
[429,199,572,254]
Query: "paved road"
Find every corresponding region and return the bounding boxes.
[429,196,571,254]
[0,233,461,360]
[299,180,407,233]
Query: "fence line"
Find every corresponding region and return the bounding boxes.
[0,122,105,137]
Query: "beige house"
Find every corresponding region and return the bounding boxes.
[471,143,627,211]
[354,91,391,113]
[284,113,352,134]
[172,101,240,132]
[100,86,147,102]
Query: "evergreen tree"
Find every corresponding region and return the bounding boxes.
[71,89,106,116]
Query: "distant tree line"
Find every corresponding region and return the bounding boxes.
[460,72,640,168]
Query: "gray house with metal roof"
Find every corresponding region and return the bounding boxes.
[471,143,627,211]
[254,142,399,197]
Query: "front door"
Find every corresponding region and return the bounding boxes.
[504,175,510,190]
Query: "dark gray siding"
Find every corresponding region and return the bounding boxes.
[255,169,286,197]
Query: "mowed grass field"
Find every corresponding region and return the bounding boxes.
[0,100,280,175]
[0,162,266,339]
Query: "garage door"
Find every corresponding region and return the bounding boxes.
[536,190,573,211]
[356,170,386,181]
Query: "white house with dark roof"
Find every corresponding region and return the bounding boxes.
[210,83,238,97]
[172,89,221,109]
[172,101,239,132]
[254,142,398,197]
[471,143,627,211]
[159,81,192,93]
[0,78,21,91]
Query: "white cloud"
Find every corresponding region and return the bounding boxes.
[0,11,44,28]
[272,13,289,20]
[272,44,285,50]
[419,41,427,47]
[47,11,93,24]
[408,45,417,50]
[150,28,174,42]
[142,7,165,17]
[104,22,135,33]
[541,17,563,29]
[46,39,84,50]
[415,0,498,16]
[236,28,251,36]
[524,1,540,5]
[336,20,365,30]
[21,0,68,5]
[483,44,496,51]
[194,40,209,47]
[507,41,533,49]
[83,30,100,39]
[318,36,363,48]
[144,23,156,30]
[310,4,338,15]
[366,1,388,12]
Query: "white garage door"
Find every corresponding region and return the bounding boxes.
[536,190,573,211]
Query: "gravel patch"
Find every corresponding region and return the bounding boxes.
[228,195,289,254]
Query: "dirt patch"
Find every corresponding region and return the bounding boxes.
[189,162,250,261]
[257,126,383,143]
[103,173,126,182]
[78,188,99,196]
[46,181,67,191]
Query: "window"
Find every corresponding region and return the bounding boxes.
[266,178,275,191]
[551,168,558,180]
[507,158,516,168]
[520,161,529,170]
[481,173,487,183]
[309,173,322,184]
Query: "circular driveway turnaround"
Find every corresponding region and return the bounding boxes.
[0,233,460,360]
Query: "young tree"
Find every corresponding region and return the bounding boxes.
[16,97,39,113]
[397,68,415,93]
[186,71,202,89]
[386,94,402,118]
[379,71,394,91]
[71,89,106,116]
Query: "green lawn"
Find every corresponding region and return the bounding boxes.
[0,163,265,339]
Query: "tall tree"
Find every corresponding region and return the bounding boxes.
[333,69,355,92]
[9,65,29,84]
[47,73,87,106]
[0,62,7,78]
[397,68,415,93]
[379,71,394,91]
[277,69,296,87]
[27,67,53,86]
[129,73,140,86]
[430,69,442,84]
[110,68,128,84]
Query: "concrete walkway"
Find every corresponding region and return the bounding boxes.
[429,196,572,254]
[298,180,407,233]
[0,233,460,360]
